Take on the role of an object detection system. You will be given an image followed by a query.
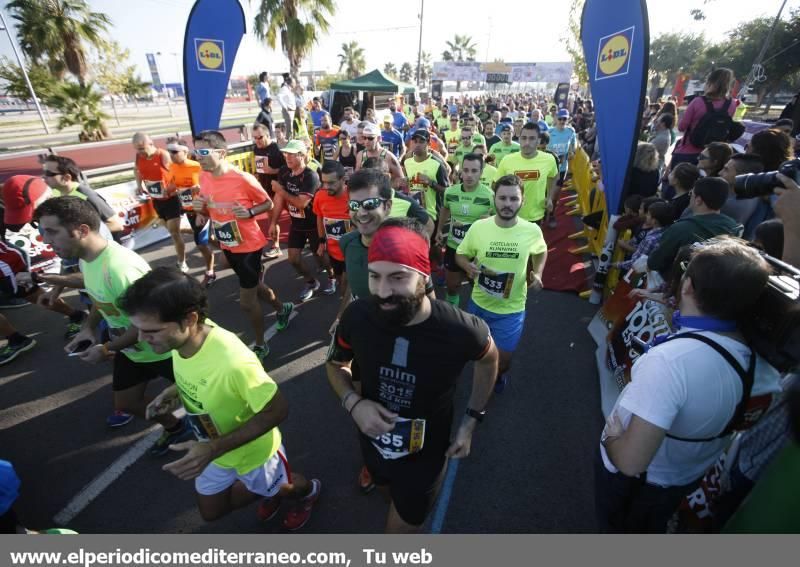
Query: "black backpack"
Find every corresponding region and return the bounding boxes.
[688,97,734,147]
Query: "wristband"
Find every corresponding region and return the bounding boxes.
[349,398,365,416]
[341,391,357,410]
[318,235,327,243]
[247,207,255,218]
[465,407,486,423]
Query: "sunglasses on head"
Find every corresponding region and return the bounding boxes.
[348,197,387,212]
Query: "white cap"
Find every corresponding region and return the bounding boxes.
[362,122,381,137]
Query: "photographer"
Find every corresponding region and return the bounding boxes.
[596,237,782,533]
[773,172,800,268]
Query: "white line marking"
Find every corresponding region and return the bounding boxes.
[263,309,299,343]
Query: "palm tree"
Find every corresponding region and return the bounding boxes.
[399,63,414,83]
[122,76,152,110]
[251,0,336,83]
[383,63,398,78]
[7,0,111,86]
[48,82,110,142]
[442,34,478,91]
[419,52,432,88]
[338,41,366,79]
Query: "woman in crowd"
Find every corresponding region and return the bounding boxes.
[628,142,661,198]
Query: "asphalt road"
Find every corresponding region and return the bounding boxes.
[0,236,603,534]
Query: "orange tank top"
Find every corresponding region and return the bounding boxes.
[136,150,170,183]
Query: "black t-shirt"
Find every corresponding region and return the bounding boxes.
[332,299,491,456]
[670,192,691,220]
[276,166,319,231]
[485,135,501,149]
[254,143,285,190]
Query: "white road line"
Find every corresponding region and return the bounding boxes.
[263,309,299,343]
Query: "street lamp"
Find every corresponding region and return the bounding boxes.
[0,10,50,134]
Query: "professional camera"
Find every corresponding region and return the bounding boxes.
[734,158,800,199]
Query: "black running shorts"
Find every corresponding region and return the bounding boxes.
[112,352,175,392]
[222,249,263,289]
[152,196,183,221]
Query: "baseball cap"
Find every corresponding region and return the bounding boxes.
[0,460,20,516]
[2,175,50,226]
[411,129,430,142]
[499,123,513,132]
[382,114,392,123]
[557,109,570,119]
[363,122,381,136]
[416,117,431,128]
[279,140,307,155]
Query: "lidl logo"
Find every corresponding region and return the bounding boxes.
[595,27,634,81]
[195,38,226,73]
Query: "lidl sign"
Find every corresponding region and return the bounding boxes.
[195,38,225,73]
[595,27,634,81]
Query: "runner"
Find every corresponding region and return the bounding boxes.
[0,312,35,366]
[269,140,334,301]
[314,113,341,164]
[120,267,321,530]
[493,122,558,225]
[402,129,450,225]
[473,145,497,189]
[252,123,286,260]
[456,175,548,393]
[546,109,577,228]
[309,97,328,134]
[489,124,521,163]
[483,119,501,150]
[453,125,478,171]
[355,123,405,187]
[388,100,408,132]
[326,218,498,533]
[444,115,461,167]
[165,138,216,286]
[437,153,495,307]
[36,196,192,445]
[339,106,360,142]
[335,129,357,180]
[192,130,293,361]
[380,115,406,158]
[313,160,351,295]
[131,133,185,272]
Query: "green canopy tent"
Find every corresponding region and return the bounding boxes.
[328,69,417,122]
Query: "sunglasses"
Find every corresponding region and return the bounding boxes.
[168,150,181,154]
[558,118,567,121]
[254,135,265,140]
[42,171,60,177]
[364,136,376,141]
[348,197,387,212]
[194,148,219,156]
[698,154,710,160]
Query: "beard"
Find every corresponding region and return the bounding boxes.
[497,204,521,220]
[368,286,425,327]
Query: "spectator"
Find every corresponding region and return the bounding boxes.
[255,97,275,138]
[647,177,742,277]
[697,142,733,178]
[671,68,739,167]
[614,200,673,273]
[752,219,784,259]
[277,74,296,138]
[719,153,765,239]
[749,128,795,171]
[256,71,271,104]
[628,143,660,198]
[649,114,674,173]
[772,172,800,267]
[613,194,644,235]
[617,196,661,255]
[773,118,794,138]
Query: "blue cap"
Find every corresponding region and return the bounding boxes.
[0,460,20,515]
[416,117,431,128]
[557,109,570,118]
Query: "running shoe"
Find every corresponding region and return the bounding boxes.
[0,336,36,365]
[106,410,134,428]
[64,321,82,340]
[263,246,283,260]
[252,343,270,362]
[0,296,27,309]
[149,418,194,457]
[201,272,217,288]
[358,465,375,494]
[257,497,282,522]
[298,280,320,302]
[283,479,321,531]
[321,278,337,296]
[276,302,294,331]
[494,374,509,394]
[177,261,190,273]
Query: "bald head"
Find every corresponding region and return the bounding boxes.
[132,132,155,156]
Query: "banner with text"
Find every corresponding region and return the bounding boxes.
[431,62,573,84]
[183,0,246,136]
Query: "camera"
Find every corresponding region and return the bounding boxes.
[734,158,800,199]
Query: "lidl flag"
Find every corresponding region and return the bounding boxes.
[183,0,245,136]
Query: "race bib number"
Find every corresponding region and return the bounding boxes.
[450,222,471,244]
[213,220,242,247]
[178,189,194,207]
[288,204,306,219]
[255,156,267,174]
[145,181,163,198]
[324,218,350,240]
[371,418,426,460]
[322,143,337,160]
[186,411,222,442]
[477,269,515,299]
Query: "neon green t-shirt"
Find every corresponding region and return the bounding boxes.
[404,155,444,220]
[435,116,450,132]
[454,143,475,167]
[471,133,487,147]
[79,241,170,363]
[442,183,495,249]
[489,141,521,162]
[172,323,282,474]
[445,130,461,162]
[456,217,547,314]
[480,163,497,188]
[494,151,558,222]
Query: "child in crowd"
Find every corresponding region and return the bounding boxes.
[614,200,673,273]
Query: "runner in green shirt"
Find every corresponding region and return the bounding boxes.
[473,144,498,189]
[489,123,521,163]
[456,174,548,393]
[121,268,321,531]
[36,196,192,454]
[437,153,495,307]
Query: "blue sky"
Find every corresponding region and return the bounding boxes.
[0,0,795,85]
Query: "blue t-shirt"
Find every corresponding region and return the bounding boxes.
[536,120,549,133]
[310,110,327,131]
[381,129,404,157]
[547,127,577,172]
[392,111,408,131]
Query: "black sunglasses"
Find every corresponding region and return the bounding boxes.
[364,136,376,141]
[42,171,60,177]
[348,197,387,212]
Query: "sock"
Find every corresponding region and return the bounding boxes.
[7,332,27,346]
[68,310,86,324]
[446,293,460,306]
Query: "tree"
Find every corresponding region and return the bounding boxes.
[0,57,61,103]
[560,0,588,87]
[419,52,433,88]
[7,0,112,86]
[338,41,366,79]
[91,40,139,124]
[122,76,152,110]
[48,82,110,142]
[383,63,398,79]
[649,33,710,91]
[399,63,414,83]
[251,0,336,83]
[441,35,477,91]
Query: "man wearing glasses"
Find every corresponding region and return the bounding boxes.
[192,130,293,363]
[252,123,286,260]
[489,124,520,164]
[546,109,577,228]
[355,123,405,189]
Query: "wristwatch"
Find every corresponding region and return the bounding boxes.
[465,408,486,423]
[247,207,256,218]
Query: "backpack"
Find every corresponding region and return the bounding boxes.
[688,97,734,147]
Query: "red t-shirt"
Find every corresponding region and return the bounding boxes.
[311,189,351,261]
[199,169,269,253]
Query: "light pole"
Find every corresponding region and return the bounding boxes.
[415,0,424,87]
[0,10,50,134]
[155,51,176,116]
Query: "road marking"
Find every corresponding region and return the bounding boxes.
[429,458,460,534]
[263,308,299,343]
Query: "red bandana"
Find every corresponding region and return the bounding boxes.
[368,225,431,276]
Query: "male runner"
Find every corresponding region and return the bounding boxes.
[339,106,360,141]
[309,97,327,134]
[165,138,215,286]
[37,196,191,448]
[444,115,461,167]
[327,218,498,533]
[269,140,333,301]
[483,120,501,150]
[132,133,185,271]
[121,267,321,530]
[473,145,497,189]
[437,154,495,307]
[252,123,286,260]
[313,160,351,295]
[380,115,405,158]
[453,125,478,171]
[546,109,577,228]
[192,130,293,361]
[314,113,341,164]
[402,130,450,224]
[355,123,405,187]
[494,122,558,225]
[388,100,408,132]
[489,124,520,164]
[456,175,548,393]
